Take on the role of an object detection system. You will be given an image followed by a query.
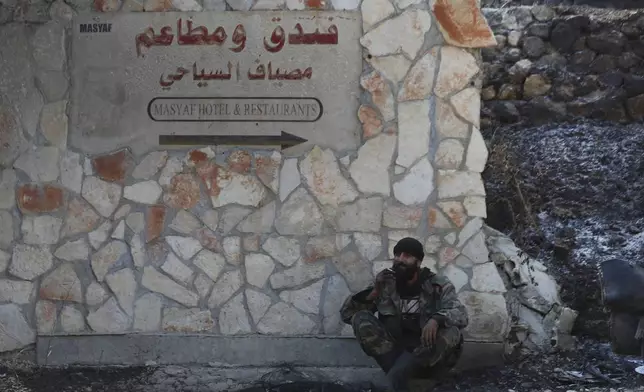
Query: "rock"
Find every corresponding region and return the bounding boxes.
[246,288,272,324]
[335,197,383,232]
[169,210,202,235]
[587,30,626,55]
[275,188,324,235]
[459,291,509,341]
[0,170,17,210]
[129,234,146,268]
[226,0,253,9]
[219,293,252,334]
[270,260,326,290]
[441,265,468,293]
[398,49,438,102]
[20,215,61,246]
[434,47,480,98]
[357,105,383,139]
[162,308,214,332]
[333,250,373,292]
[142,266,199,307]
[531,5,555,21]
[464,196,487,218]
[194,274,213,300]
[166,236,202,260]
[524,74,551,99]
[461,232,489,264]
[527,23,550,39]
[360,9,432,59]
[61,306,85,332]
[383,204,422,229]
[508,59,532,83]
[86,282,109,306]
[397,101,430,168]
[111,221,125,240]
[354,233,383,261]
[14,146,60,182]
[507,30,522,46]
[124,181,162,204]
[219,206,252,235]
[161,252,194,286]
[222,236,242,265]
[280,279,325,314]
[497,84,519,100]
[200,210,219,232]
[522,36,546,59]
[91,240,128,282]
[428,207,453,230]
[0,212,12,249]
[245,253,275,288]
[435,139,465,169]
[82,176,122,218]
[279,158,300,202]
[87,297,131,333]
[361,0,394,31]
[197,163,266,208]
[243,235,260,251]
[450,87,480,127]
[92,149,134,183]
[0,304,35,352]
[438,170,485,199]
[62,198,100,238]
[435,99,469,139]
[304,236,336,262]
[238,202,276,233]
[301,146,358,208]
[550,20,581,52]
[257,302,316,335]
[10,244,53,281]
[36,70,69,102]
[255,151,281,194]
[322,275,351,333]
[349,134,396,195]
[163,174,201,209]
[627,94,644,120]
[89,221,112,250]
[32,21,65,70]
[0,279,33,304]
[40,263,82,302]
[471,263,506,293]
[208,270,243,308]
[432,0,496,48]
[438,201,467,228]
[0,250,10,273]
[262,236,300,267]
[132,151,168,180]
[39,101,68,149]
[252,0,285,9]
[132,294,162,332]
[59,151,83,194]
[158,157,183,187]
[35,301,57,334]
[393,159,434,205]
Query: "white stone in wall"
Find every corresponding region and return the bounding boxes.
[349,133,396,196]
[193,250,226,282]
[172,0,202,11]
[437,170,485,199]
[124,181,162,204]
[450,87,480,128]
[0,211,12,249]
[21,215,61,245]
[35,301,57,335]
[270,259,325,290]
[457,218,483,247]
[458,291,509,341]
[142,266,199,307]
[435,100,470,139]
[398,50,438,102]
[305,236,336,262]
[40,100,68,149]
[333,250,373,292]
[252,0,285,9]
[262,236,300,267]
[322,275,351,334]
[219,206,252,235]
[440,265,468,293]
[367,55,411,85]
[360,9,432,59]
[255,151,281,194]
[257,302,316,335]
[82,177,122,218]
[200,210,219,232]
[194,274,213,300]
[279,279,325,315]
[91,240,128,282]
[59,151,83,194]
[0,304,36,352]
[0,279,33,304]
[208,270,243,308]
[0,170,17,209]
[507,30,521,47]
[111,221,125,240]
[471,263,506,294]
[32,21,65,70]
[83,158,93,176]
[203,0,227,9]
[223,236,242,265]
[238,202,276,233]
[335,197,383,232]
[126,212,144,234]
[353,233,383,261]
[169,210,202,235]
[62,198,100,238]
[166,236,202,261]
[40,263,82,303]
[331,0,359,9]
[133,293,162,332]
[275,188,324,235]
[87,297,131,333]
[425,235,442,254]
[162,308,214,332]
[336,234,352,251]
[219,293,252,334]
[464,196,487,218]
[162,253,195,286]
[284,0,304,9]
[106,268,137,316]
[130,234,146,268]
[466,128,488,173]
[279,158,300,202]
[397,101,430,168]
[455,255,474,269]
[435,139,465,169]
[132,151,168,180]
[61,306,85,333]
[158,157,183,187]
[10,244,53,281]
[434,47,480,98]
[86,282,109,306]
[245,288,272,325]
[227,0,253,9]
[300,147,358,208]
[394,0,420,9]
[209,169,266,208]
[245,253,275,288]
[361,0,394,32]
[0,250,9,273]
[360,71,395,122]
[14,146,60,182]
[461,232,489,264]
[444,232,457,245]
[393,159,434,206]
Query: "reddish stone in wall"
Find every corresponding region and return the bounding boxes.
[188,149,208,166]
[196,228,221,252]
[432,0,497,48]
[94,0,122,12]
[196,162,224,198]
[92,149,134,183]
[146,204,166,243]
[164,174,201,209]
[226,151,252,174]
[358,105,383,139]
[305,0,325,9]
[17,184,65,213]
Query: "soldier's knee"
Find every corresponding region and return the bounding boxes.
[350,310,377,332]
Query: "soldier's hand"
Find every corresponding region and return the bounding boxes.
[374,268,395,291]
[422,319,439,347]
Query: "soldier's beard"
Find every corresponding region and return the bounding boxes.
[393,263,418,286]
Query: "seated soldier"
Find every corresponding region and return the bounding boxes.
[339,237,469,392]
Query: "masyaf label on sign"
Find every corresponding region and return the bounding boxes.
[69,11,362,155]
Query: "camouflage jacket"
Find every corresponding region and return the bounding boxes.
[339,268,469,330]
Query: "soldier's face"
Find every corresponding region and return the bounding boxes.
[393,252,419,268]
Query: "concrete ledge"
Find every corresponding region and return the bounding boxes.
[36,334,505,371]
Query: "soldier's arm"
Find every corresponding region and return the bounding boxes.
[339,286,378,324]
[425,279,469,329]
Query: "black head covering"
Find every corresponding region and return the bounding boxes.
[393,237,424,261]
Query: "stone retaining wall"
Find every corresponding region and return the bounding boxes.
[0,0,508,356]
[480,5,644,127]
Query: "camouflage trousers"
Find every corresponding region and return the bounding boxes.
[351,310,463,376]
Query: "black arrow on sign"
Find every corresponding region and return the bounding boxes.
[158,132,308,149]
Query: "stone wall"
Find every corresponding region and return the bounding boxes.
[0,0,508,356]
[480,5,644,127]
[480,0,641,8]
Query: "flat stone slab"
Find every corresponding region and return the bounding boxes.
[36,334,504,370]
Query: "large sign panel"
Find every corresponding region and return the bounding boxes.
[69,11,362,155]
